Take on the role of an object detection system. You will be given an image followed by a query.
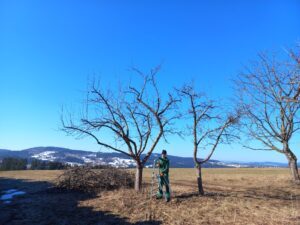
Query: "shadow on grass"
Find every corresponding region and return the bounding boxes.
[0,178,161,225]
[174,191,227,200]
[175,188,299,202]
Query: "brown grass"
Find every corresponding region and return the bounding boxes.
[0,168,299,225]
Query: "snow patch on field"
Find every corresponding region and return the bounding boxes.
[82,156,94,164]
[211,161,248,168]
[31,151,57,161]
[65,162,83,166]
[108,157,136,168]
[1,189,26,204]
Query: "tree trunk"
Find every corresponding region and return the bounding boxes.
[285,151,300,183]
[135,164,143,191]
[196,164,204,195]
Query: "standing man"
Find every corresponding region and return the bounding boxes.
[156,149,171,202]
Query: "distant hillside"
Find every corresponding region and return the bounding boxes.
[0,147,291,168]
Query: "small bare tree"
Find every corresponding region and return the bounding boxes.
[180,85,238,195]
[236,52,300,183]
[62,67,179,191]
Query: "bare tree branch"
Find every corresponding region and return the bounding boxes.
[235,49,300,182]
[61,66,179,191]
[179,84,239,194]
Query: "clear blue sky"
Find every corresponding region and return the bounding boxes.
[0,1,299,162]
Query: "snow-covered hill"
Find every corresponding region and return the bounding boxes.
[0,147,290,168]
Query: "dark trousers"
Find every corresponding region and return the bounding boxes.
[157,175,170,199]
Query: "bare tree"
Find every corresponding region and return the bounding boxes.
[180,85,238,195]
[236,52,300,183]
[61,67,179,191]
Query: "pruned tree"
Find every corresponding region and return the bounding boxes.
[61,66,179,191]
[236,52,300,183]
[180,85,238,195]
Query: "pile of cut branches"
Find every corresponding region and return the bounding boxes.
[55,167,134,193]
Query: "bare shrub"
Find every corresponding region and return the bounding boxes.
[55,167,134,193]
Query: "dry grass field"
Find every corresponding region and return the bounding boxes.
[0,168,299,225]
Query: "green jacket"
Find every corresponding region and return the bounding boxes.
[157,157,169,175]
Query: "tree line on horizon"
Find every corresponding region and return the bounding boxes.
[61,45,300,194]
[0,158,66,171]
[0,157,117,171]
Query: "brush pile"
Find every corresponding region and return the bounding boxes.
[55,167,134,193]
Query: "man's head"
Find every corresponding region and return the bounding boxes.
[162,149,167,158]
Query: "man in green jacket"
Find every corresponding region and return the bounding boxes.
[156,149,170,202]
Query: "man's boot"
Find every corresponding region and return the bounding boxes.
[156,191,163,199]
[165,192,170,202]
